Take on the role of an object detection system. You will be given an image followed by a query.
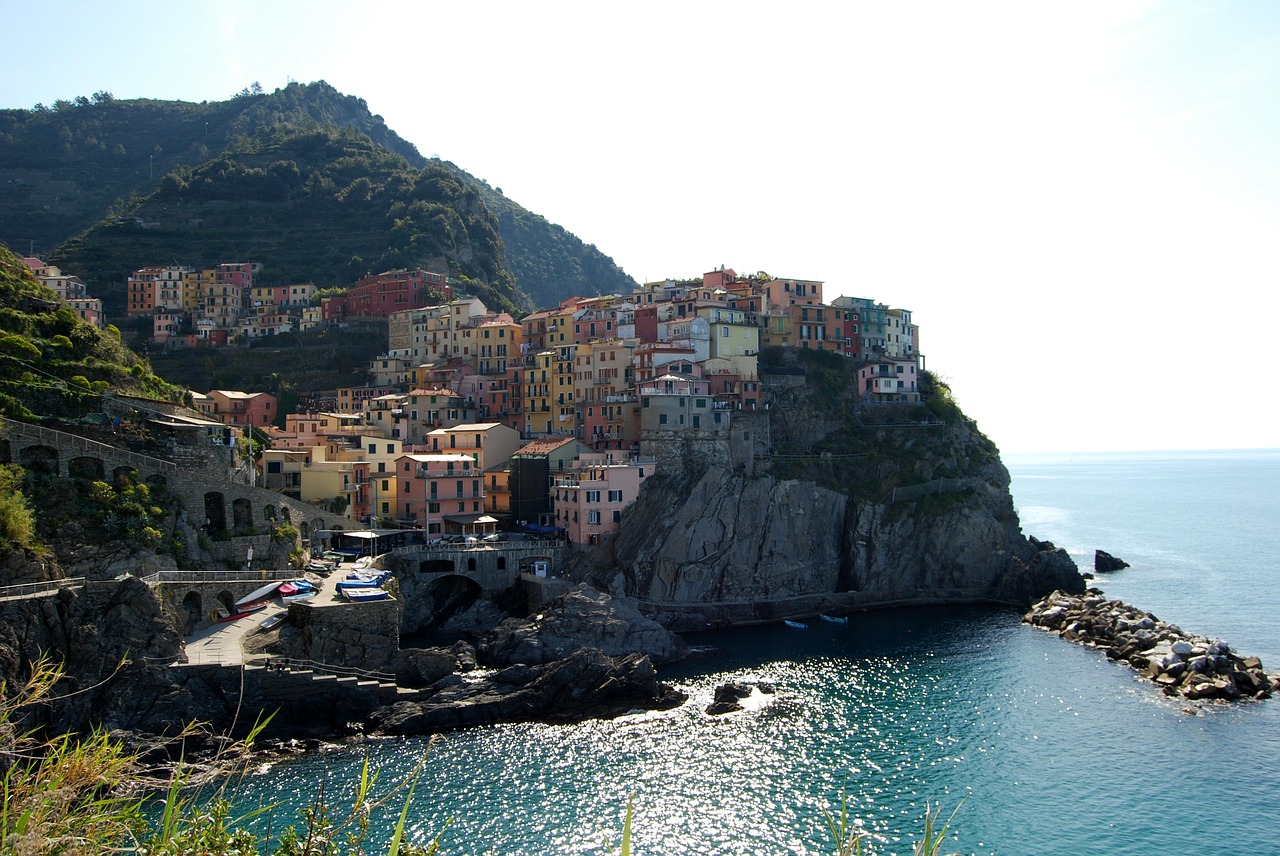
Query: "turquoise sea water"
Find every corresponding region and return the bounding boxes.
[229,450,1280,855]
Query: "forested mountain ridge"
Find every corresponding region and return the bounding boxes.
[0,81,636,312]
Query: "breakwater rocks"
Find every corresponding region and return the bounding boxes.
[1025,590,1279,701]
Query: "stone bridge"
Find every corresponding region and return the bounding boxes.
[0,418,350,548]
[144,570,301,632]
[384,542,570,592]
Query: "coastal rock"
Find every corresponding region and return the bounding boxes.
[613,464,1085,630]
[393,647,460,689]
[366,648,687,735]
[1094,550,1131,572]
[1025,590,1276,702]
[705,681,754,715]
[476,585,687,667]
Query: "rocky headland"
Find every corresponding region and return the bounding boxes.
[1025,590,1279,702]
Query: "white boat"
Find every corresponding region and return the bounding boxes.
[236,580,287,609]
[341,587,390,602]
[258,613,286,632]
[783,619,807,629]
[820,614,847,625]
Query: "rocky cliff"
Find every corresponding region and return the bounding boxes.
[608,355,1082,629]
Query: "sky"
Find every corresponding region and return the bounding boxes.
[3,0,1279,454]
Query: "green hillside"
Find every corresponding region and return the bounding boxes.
[1,81,636,311]
[53,124,523,315]
[0,246,184,421]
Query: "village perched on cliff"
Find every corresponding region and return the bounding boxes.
[21,256,925,545]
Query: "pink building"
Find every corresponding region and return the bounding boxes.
[857,357,920,403]
[204,389,278,428]
[763,277,824,309]
[552,452,657,545]
[396,453,484,533]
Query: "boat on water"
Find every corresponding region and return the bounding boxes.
[341,587,390,602]
[820,614,847,625]
[783,619,808,629]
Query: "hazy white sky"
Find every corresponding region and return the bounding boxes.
[4,1,1279,454]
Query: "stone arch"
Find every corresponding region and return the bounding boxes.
[264,505,277,522]
[204,492,227,534]
[19,444,59,473]
[68,456,106,480]
[112,465,138,489]
[277,506,291,523]
[214,589,236,614]
[232,497,252,530]
[300,520,311,541]
[181,591,203,630]
[0,438,10,465]
[466,557,477,572]
[146,473,168,493]
[497,556,506,570]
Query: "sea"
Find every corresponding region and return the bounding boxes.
[225,449,1280,855]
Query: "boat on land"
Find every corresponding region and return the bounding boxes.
[282,591,316,603]
[236,581,286,609]
[217,601,267,622]
[258,613,286,632]
[341,587,390,602]
[783,619,808,629]
[336,575,388,591]
[820,614,848,625]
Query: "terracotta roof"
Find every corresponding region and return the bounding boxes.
[513,436,581,457]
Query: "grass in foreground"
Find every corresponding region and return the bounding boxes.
[3,658,963,854]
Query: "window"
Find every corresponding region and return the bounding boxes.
[659,414,668,425]
[608,490,623,502]
[588,510,601,524]
[428,502,440,513]
[613,509,621,523]
[586,490,600,503]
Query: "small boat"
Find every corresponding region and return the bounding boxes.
[278,582,299,597]
[336,575,387,591]
[218,601,267,622]
[258,613,286,632]
[783,619,807,629]
[236,581,285,609]
[820,614,847,625]
[341,587,390,602]
[289,579,315,592]
[282,591,316,603]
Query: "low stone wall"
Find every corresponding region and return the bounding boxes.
[1025,590,1279,701]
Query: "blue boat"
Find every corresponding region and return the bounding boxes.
[783,619,807,629]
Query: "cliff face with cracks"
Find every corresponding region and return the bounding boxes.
[608,355,1082,629]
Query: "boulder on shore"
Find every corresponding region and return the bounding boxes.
[366,647,687,735]
[1094,550,1131,572]
[477,584,688,667]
